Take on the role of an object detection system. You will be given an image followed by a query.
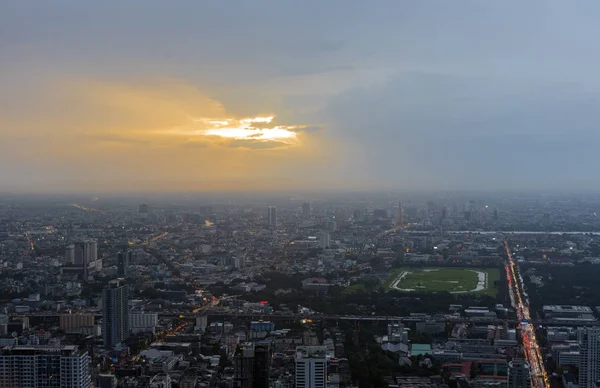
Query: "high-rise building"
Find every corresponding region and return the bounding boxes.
[139,203,149,218]
[396,201,404,226]
[268,206,277,228]
[73,239,97,267]
[318,233,330,249]
[295,346,327,388]
[234,342,272,388]
[103,279,129,348]
[508,359,531,388]
[117,250,132,278]
[0,345,91,387]
[493,208,499,220]
[65,244,75,264]
[302,202,311,219]
[579,327,600,388]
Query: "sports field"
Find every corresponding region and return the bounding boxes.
[386,267,499,296]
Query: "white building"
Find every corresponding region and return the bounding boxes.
[579,326,600,388]
[295,346,327,388]
[0,345,91,387]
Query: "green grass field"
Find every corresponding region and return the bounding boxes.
[386,267,499,296]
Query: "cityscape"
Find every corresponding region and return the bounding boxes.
[0,193,599,387]
[4,1,600,387]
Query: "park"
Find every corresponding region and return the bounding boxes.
[387,267,499,296]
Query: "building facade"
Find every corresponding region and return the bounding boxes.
[117,250,132,278]
[295,346,327,388]
[103,279,130,348]
[234,342,272,388]
[508,359,531,388]
[0,345,91,387]
[268,206,277,228]
[579,327,600,388]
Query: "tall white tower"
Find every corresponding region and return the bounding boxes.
[295,346,327,388]
[579,327,600,388]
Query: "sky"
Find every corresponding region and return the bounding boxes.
[3,1,600,193]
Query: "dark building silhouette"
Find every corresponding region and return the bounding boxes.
[117,250,132,278]
[103,279,129,348]
[234,342,272,388]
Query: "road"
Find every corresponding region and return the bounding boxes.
[504,240,549,388]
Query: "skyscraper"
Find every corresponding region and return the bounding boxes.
[73,239,97,267]
[396,201,404,226]
[65,244,75,264]
[579,327,600,388]
[508,359,531,388]
[0,345,91,387]
[295,346,327,388]
[117,250,132,278]
[103,279,130,348]
[234,342,272,388]
[318,232,330,249]
[302,202,311,219]
[268,206,277,228]
[139,203,149,218]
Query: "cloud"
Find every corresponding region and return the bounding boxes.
[0,77,329,192]
[320,71,600,190]
[224,140,290,150]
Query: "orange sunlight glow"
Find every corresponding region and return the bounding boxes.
[189,115,299,144]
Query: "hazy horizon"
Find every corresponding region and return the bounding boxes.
[4,1,600,193]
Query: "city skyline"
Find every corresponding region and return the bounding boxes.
[4,2,600,192]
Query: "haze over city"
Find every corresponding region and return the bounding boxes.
[3,1,600,193]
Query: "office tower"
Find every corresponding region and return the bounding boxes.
[268,206,277,228]
[234,342,272,388]
[426,201,435,218]
[318,232,331,249]
[0,345,91,387]
[73,239,97,266]
[103,279,129,348]
[508,359,531,388]
[139,203,149,218]
[295,346,327,388]
[579,327,600,388]
[117,250,132,278]
[396,201,404,226]
[493,208,499,220]
[302,202,311,219]
[65,244,75,264]
[441,206,448,220]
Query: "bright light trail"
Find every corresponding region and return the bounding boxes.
[504,240,549,388]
